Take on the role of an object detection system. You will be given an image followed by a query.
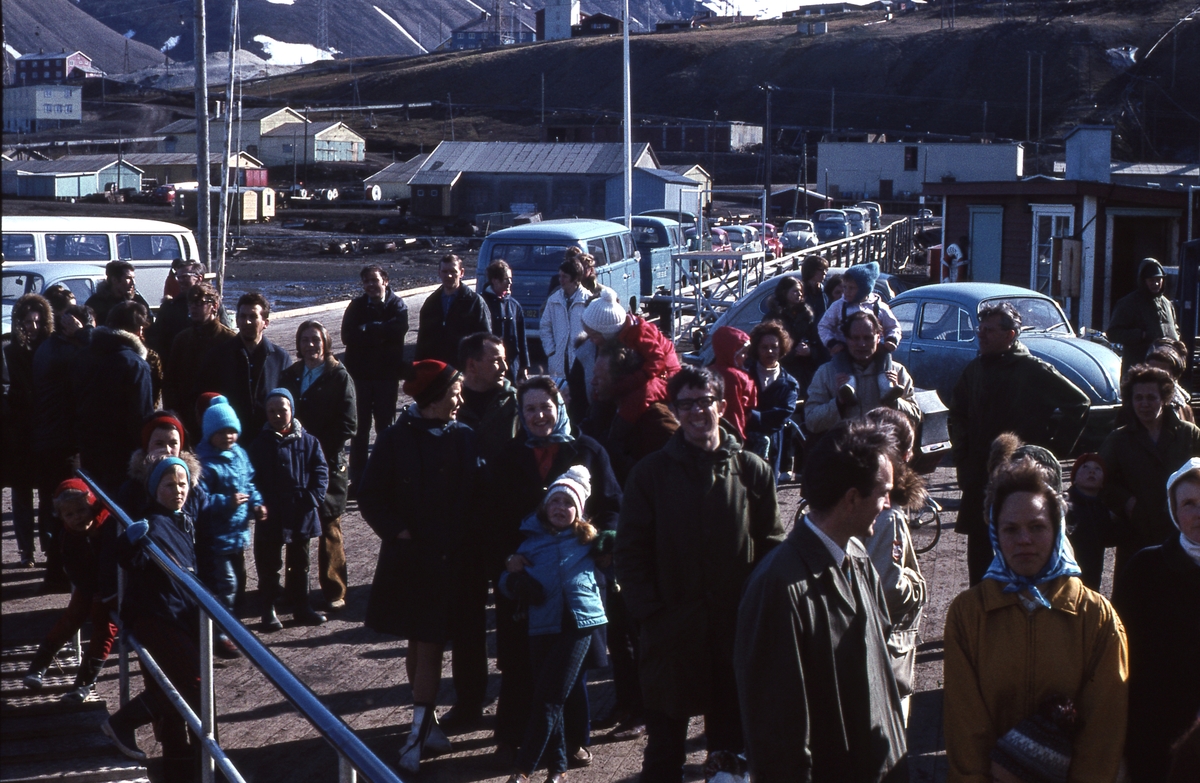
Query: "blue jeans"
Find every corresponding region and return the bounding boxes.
[202,550,245,613]
[515,626,593,775]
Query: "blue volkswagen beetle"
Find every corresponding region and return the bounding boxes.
[889,283,1122,451]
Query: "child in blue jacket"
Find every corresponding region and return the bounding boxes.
[247,388,329,631]
[500,465,609,783]
[196,396,264,656]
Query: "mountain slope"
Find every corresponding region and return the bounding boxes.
[2,0,164,73]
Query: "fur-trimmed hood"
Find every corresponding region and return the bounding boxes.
[10,293,54,350]
[90,326,148,360]
[128,448,201,488]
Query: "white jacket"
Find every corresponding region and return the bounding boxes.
[539,286,591,378]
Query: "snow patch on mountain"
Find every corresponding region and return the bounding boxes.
[253,35,337,64]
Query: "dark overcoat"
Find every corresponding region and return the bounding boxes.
[948,341,1090,535]
[1099,410,1200,555]
[340,290,409,381]
[75,328,154,490]
[279,358,357,520]
[615,429,784,719]
[415,285,491,367]
[1112,536,1200,783]
[359,408,479,643]
[246,420,329,542]
[734,522,909,782]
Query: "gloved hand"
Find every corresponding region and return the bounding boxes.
[592,529,617,557]
[124,519,149,545]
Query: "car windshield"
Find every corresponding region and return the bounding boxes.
[986,297,1073,334]
[488,243,573,271]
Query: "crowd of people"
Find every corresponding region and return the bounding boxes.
[2,250,1197,782]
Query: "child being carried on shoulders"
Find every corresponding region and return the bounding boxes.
[817,261,903,404]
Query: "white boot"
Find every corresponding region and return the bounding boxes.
[398,705,427,775]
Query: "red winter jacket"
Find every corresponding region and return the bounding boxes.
[709,326,756,439]
[613,315,682,423]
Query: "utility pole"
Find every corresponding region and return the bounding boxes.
[1037,52,1044,175]
[447,93,455,141]
[622,0,632,228]
[194,0,211,269]
[1026,52,1031,142]
[761,83,778,219]
[829,87,835,134]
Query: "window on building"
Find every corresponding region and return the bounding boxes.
[44,89,53,97]
[44,104,52,113]
[903,147,918,171]
[430,189,438,197]
[1030,204,1074,296]
[417,189,425,197]
[66,105,73,114]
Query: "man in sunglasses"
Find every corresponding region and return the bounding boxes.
[164,283,237,439]
[616,366,785,783]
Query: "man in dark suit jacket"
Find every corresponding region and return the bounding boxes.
[415,254,490,368]
[195,292,290,436]
[735,419,909,783]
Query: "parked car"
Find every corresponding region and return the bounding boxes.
[3,262,107,336]
[843,207,869,236]
[746,222,783,259]
[723,225,763,254]
[613,215,686,294]
[781,220,819,252]
[856,201,883,230]
[917,208,934,219]
[813,209,849,244]
[708,226,732,253]
[889,283,1122,453]
[153,184,177,205]
[684,269,910,366]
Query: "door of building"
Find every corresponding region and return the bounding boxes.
[968,205,1004,283]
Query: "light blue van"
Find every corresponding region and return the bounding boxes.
[475,219,641,332]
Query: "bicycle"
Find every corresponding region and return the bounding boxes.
[909,496,943,555]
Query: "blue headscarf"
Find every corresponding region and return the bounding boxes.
[982,491,1081,609]
[521,390,574,448]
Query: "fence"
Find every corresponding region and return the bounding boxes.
[78,471,402,783]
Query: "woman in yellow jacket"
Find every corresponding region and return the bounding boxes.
[944,456,1129,782]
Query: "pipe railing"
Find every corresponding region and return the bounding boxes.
[78,470,401,783]
[665,218,915,339]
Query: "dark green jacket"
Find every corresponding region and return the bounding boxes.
[948,341,1090,535]
[736,522,909,782]
[1099,409,1200,553]
[615,429,784,719]
[455,379,519,464]
[1107,288,1178,375]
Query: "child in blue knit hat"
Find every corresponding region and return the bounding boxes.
[816,261,904,405]
[247,388,329,631]
[196,395,264,657]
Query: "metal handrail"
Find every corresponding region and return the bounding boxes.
[79,470,401,783]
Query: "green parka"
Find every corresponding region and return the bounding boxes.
[615,428,784,719]
[1099,408,1200,555]
[1105,258,1179,376]
[948,341,1090,536]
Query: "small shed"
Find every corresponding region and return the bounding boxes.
[409,171,461,218]
[605,168,701,219]
[257,121,366,167]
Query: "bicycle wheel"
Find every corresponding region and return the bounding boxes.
[910,498,942,555]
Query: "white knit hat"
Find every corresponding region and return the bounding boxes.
[582,286,627,338]
[546,465,592,518]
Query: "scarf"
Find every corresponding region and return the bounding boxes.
[521,391,574,448]
[1167,458,1200,567]
[982,503,1081,610]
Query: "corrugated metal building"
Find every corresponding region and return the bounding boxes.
[362,153,430,201]
[406,141,659,219]
[156,107,308,160]
[2,156,142,198]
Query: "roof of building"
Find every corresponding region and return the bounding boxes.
[259,120,363,140]
[409,170,462,187]
[410,142,657,182]
[663,163,711,178]
[121,152,264,168]
[16,51,88,61]
[633,167,696,185]
[156,108,306,135]
[1110,162,1199,177]
[364,154,430,184]
[2,156,143,175]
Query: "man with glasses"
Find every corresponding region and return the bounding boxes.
[804,311,921,435]
[616,366,784,783]
[148,261,229,357]
[948,301,1089,584]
